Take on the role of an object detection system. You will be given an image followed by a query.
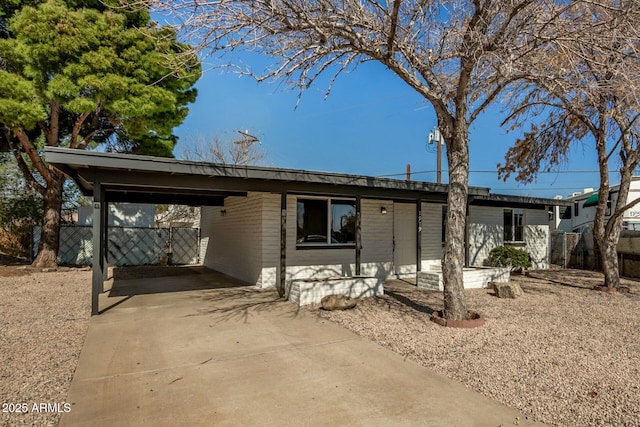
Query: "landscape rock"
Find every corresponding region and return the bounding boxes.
[320,294,357,310]
[490,281,523,298]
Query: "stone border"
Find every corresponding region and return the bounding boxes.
[430,310,485,328]
[592,285,631,294]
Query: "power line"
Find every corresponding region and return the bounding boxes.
[376,169,624,178]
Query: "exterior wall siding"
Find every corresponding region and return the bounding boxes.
[259,193,281,288]
[525,209,550,269]
[199,191,553,287]
[421,202,444,269]
[468,206,503,267]
[468,206,550,268]
[360,199,394,278]
[200,192,264,284]
[199,206,215,263]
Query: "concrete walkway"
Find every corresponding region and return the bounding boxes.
[60,267,543,427]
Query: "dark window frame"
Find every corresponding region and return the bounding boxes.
[504,208,525,243]
[296,197,356,249]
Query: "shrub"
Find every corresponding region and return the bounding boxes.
[488,246,532,272]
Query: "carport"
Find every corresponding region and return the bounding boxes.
[45,147,463,315]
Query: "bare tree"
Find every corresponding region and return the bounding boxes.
[158,132,267,229]
[177,133,267,165]
[498,0,640,289]
[128,0,600,319]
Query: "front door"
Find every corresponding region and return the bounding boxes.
[393,203,417,275]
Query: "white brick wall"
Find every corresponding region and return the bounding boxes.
[200,193,264,284]
[259,194,281,287]
[199,206,214,264]
[468,206,550,268]
[199,191,552,287]
[526,210,550,269]
[468,206,503,266]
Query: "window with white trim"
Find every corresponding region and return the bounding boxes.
[503,209,524,242]
[296,198,356,246]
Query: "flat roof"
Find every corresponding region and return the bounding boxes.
[44,147,571,207]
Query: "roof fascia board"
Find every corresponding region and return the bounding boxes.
[45,147,490,197]
[87,169,450,202]
[472,194,572,207]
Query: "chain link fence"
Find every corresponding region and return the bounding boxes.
[32,225,199,266]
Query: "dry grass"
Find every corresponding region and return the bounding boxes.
[0,228,30,259]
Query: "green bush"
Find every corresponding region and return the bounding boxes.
[488,246,532,272]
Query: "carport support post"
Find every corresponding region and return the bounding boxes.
[102,198,108,285]
[279,193,287,298]
[91,182,105,315]
[355,195,361,276]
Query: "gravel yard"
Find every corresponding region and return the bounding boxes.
[1,265,639,426]
[0,267,91,427]
[317,269,640,427]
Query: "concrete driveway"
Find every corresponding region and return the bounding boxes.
[60,267,542,427]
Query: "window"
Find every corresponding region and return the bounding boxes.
[574,202,579,217]
[504,209,524,242]
[296,198,356,246]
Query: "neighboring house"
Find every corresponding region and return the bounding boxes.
[78,203,155,227]
[554,177,640,232]
[44,147,570,313]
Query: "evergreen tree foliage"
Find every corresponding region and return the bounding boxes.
[0,0,201,267]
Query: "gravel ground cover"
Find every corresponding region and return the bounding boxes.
[2,265,639,426]
[316,269,640,427]
[0,266,91,427]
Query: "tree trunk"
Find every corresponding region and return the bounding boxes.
[601,229,621,287]
[441,126,469,320]
[600,170,632,288]
[32,170,64,269]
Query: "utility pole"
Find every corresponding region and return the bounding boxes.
[428,128,443,183]
[234,130,259,166]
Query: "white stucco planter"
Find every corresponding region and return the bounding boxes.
[288,277,384,306]
[417,266,510,291]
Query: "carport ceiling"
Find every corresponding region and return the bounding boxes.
[44,147,482,204]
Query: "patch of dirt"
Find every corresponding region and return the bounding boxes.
[0,253,31,277]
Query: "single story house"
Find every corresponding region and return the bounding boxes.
[45,147,570,314]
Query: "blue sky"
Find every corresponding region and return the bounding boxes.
[174,59,605,200]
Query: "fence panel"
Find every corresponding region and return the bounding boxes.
[549,231,586,269]
[32,225,199,266]
[170,227,199,265]
[107,228,169,266]
[550,231,566,267]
